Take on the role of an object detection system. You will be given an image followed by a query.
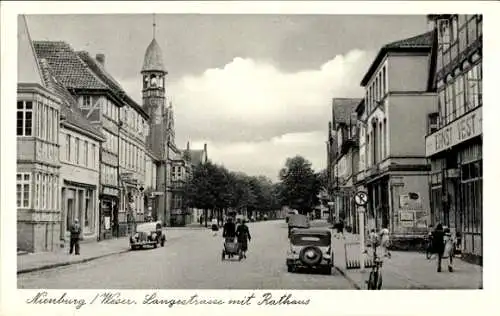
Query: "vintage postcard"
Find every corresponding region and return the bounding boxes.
[1,1,497,316]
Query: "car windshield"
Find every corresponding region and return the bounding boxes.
[290,234,330,246]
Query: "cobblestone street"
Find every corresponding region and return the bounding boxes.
[18,221,355,289]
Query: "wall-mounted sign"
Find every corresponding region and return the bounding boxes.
[102,187,119,196]
[399,193,422,209]
[399,210,414,221]
[426,107,482,157]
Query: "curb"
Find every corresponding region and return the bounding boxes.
[334,266,362,290]
[17,235,184,275]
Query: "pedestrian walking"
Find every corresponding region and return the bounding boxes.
[379,227,391,258]
[431,223,454,272]
[335,219,345,239]
[236,219,251,259]
[211,217,219,236]
[369,229,379,250]
[69,219,81,255]
[442,226,455,272]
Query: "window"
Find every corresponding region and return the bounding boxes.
[45,106,49,141]
[47,174,52,210]
[466,63,482,110]
[53,177,58,211]
[76,138,80,164]
[438,19,451,51]
[382,67,386,96]
[451,16,458,44]
[84,141,88,166]
[65,134,70,161]
[82,96,92,108]
[42,174,47,209]
[48,108,53,142]
[17,101,33,136]
[90,143,95,169]
[34,173,40,209]
[455,75,465,117]
[16,173,31,208]
[445,83,455,123]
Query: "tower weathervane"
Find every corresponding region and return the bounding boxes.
[153,13,156,39]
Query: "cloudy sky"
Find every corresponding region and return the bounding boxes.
[26,14,429,181]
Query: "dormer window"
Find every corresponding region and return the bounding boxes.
[81,96,92,108]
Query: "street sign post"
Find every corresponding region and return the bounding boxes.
[354,190,369,272]
[357,205,366,271]
[354,191,368,206]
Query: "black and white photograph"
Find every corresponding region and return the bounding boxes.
[12,11,485,290]
[2,3,497,314]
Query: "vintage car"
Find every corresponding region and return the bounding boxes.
[130,221,166,250]
[286,228,333,275]
[287,214,310,238]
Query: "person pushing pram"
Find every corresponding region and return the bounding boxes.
[222,217,239,259]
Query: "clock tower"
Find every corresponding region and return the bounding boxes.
[141,16,173,225]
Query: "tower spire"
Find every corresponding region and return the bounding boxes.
[153,13,156,39]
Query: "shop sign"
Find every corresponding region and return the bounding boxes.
[399,210,414,221]
[399,192,422,209]
[102,187,119,196]
[426,107,482,157]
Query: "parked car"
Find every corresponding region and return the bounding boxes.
[285,210,299,223]
[286,228,333,275]
[130,221,166,250]
[287,214,310,238]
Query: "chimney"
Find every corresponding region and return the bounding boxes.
[96,54,105,67]
[186,141,190,151]
[204,143,207,157]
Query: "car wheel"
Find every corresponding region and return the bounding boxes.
[222,250,225,260]
[154,242,158,249]
[287,265,294,273]
[161,238,165,247]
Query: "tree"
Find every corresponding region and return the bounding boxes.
[278,155,321,214]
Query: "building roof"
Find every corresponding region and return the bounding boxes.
[355,98,365,116]
[182,149,205,165]
[360,31,434,86]
[332,98,362,125]
[77,51,149,119]
[33,41,109,90]
[38,58,105,141]
[142,38,166,73]
[18,16,43,86]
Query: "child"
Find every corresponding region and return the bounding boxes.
[211,218,219,236]
[379,227,391,258]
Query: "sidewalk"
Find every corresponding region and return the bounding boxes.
[333,233,483,289]
[17,229,196,274]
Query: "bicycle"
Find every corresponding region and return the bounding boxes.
[363,247,384,290]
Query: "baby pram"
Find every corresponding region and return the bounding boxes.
[222,237,242,261]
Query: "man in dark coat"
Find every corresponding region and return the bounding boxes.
[432,223,445,272]
[236,219,251,259]
[69,219,81,255]
[223,217,237,239]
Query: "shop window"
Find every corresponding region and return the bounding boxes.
[84,190,91,229]
[17,101,33,136]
